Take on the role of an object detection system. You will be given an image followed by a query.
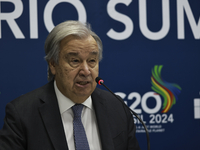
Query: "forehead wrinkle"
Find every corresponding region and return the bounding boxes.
[66,51,98,58]
[66,43,98,51]
[66,52,78,57]
[64,43,99,55]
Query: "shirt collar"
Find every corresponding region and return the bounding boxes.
[54,81,93,114]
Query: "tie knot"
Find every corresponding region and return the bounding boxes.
[72,104,84,117]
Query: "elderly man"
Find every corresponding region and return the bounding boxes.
[0,20,140,150]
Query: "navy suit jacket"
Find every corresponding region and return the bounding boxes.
[0,81,140,150]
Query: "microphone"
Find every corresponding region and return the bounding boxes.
[95,77,150,150]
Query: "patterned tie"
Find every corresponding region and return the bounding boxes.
[72,104,90,150]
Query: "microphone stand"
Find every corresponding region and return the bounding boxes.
[99,80,150,150]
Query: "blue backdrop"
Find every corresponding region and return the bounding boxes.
[0,0,200,149]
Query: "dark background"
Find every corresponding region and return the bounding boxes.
[0,0,199,149]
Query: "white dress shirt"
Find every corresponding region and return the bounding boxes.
[54,81,102,150]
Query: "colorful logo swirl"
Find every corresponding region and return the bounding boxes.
[151,65,181,113]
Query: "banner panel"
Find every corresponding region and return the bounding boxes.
[0,0,200,149]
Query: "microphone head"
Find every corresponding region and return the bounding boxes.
[95,77,104,85]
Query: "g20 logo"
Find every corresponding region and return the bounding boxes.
[115,65,182,125]
[116,91,175,124]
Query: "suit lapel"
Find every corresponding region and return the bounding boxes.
[38,82,68,150]
[37,83,115,150]
[92,88,115,150]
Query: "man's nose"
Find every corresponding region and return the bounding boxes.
[79,62,91,76]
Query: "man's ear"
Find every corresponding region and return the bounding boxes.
[48,60,56,75]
